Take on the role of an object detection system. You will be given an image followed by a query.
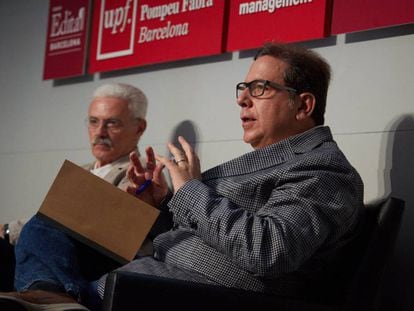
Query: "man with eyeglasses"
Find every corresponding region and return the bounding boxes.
[1,43,364,310]
[0,83,168,291]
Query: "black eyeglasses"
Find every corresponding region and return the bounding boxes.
[236,79,297,98]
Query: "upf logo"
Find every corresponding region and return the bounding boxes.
[97,0,137,60]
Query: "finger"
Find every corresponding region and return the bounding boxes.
[155,154,176,172]
[144,147,155,180]
[153,162,165,179]
[179,136,200,170]
[126,165,144,186]
[127,152,146,184]
[145,146,156,171]
[129,151,145,174]
[167,142,186,161]
[178,136,195,165]
[153,162,167,189]
[126,185,137,196]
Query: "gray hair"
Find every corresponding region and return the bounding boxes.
[93,83,148,119]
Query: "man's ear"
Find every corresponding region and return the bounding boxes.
[135,119,147,136]
[295,92,315,121]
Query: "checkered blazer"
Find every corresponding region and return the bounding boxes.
[153,126,364,293]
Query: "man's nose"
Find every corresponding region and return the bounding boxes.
[95,122,109,135]
[237,91,253,108]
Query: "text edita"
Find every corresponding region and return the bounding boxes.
[50,7,85,37]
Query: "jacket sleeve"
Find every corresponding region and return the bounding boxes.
[167,153,363,278]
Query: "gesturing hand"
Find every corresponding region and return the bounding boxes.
[156,136,201,193]
[126,146,169,206]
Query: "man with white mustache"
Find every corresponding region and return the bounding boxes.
[0,82,156,290]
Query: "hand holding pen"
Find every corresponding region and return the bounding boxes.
[126,147,169,207]
[135,179,152,195]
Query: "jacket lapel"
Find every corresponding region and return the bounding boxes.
[81,148,139,185]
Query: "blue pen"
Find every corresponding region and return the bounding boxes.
[135,179,152,195]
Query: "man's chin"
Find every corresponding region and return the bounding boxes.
[243,134,254,145]
[243,135,261,149]
[92,149,115,163]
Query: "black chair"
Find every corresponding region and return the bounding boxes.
[102,197,405,311]
[0,238,15,292]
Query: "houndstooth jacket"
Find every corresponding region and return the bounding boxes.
[153,126,364,294]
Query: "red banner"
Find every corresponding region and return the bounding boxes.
[332,0,414,35]
[43,0,90,80]
[226,0,331,52]
[89,0,226,73]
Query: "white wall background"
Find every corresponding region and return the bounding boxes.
[1,1,413,309]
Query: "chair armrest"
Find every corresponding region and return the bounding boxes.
[102,270,337,311]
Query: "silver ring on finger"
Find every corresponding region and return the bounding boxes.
[175,158,187,164]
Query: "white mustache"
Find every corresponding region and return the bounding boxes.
[92,137,113,147]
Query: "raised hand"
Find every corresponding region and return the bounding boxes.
[126,146,169,206]
[156,136,201,193]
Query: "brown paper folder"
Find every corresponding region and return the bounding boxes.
[37,160,160,264]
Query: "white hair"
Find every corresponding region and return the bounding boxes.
[93,83,148,119]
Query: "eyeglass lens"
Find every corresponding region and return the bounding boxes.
[236,80,267,98]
